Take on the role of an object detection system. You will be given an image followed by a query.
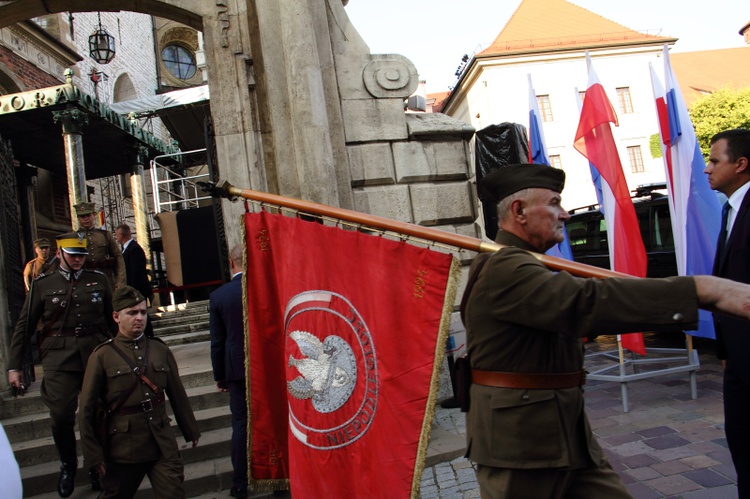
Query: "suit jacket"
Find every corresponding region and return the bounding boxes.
[463,230,698,469]
[713,186,750,383]
[122,240,152,299]
[209,273,245,382]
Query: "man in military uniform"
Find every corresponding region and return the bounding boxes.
[463,164,750,499]
[78,286,200,499]
[22,237,59,292]
[8,232,116,498]
[74,201,126,290]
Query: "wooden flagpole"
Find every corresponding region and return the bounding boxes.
[200,179,631,281]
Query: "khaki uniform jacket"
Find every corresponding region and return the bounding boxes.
[22,256,59,292]
[78,227,126,290]
[78,335,200,467]
[463,231,699,470]
[9,269,116,372]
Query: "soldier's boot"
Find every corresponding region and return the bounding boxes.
[57,461,77,498]
[89,467,102,491]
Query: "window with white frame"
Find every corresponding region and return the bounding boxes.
[616,87,634,114]
[536,95,553,122]
[549,155,562,169]
[628,146,645,173]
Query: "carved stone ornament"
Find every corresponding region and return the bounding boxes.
[52,108,90,134]
[216,1,230,48]
[362,56,419,99]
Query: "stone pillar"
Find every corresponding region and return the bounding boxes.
[131,146,153,277]
[52,107,89,226]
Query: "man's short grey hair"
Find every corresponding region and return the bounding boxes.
[497,188,532,222]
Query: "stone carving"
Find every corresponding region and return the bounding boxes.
[362,56,419,99]
[52,108,90,134]
[216,1,230,48]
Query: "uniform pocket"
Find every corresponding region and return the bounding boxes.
[489,390,565,464]
[151,361,169,388]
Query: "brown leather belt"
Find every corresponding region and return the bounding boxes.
[53,326,103,337]
[116,391,165,415]
[472,370,586,389]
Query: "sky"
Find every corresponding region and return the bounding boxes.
[345,0,748,94]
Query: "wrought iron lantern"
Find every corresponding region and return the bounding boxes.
[88,12,115,64]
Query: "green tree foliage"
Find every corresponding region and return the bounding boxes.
[690,88,750,157]
[649,133,662,158]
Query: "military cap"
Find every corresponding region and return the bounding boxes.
[56,232,88,254]
[34,238,51,248]
[479,163,566,203]
[73,202,96,216]
[112,285,146,311]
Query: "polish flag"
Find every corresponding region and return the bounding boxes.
[574,53,647,355]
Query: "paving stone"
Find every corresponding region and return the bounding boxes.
[683,469,734,488]
[639,426,677,438]
[645,475,702,495]
[680,455,722,469]
[620,454,661,469]
[644,434,692,450]
[625,466,663,481]
[651,460,693,476]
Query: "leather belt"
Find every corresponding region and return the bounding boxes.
[53,326,102,337]
[116,391,165,415]
[472,370,586,389]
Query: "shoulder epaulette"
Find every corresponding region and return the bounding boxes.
[93,338,114,352]
[83,269,106,276]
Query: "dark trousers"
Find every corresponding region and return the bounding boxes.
[724,367,750,499]
[476,458,632,499]
[41,370,83,465]
[229,378,248,489]
[100,453,185,499]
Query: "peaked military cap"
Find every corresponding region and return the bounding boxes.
[34,238,51,248]
[56,232,88,255]
[113,285,146,311]
[73,202,96,216]
[479,163,566,203]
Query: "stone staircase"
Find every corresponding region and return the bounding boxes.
[2,300,464,498]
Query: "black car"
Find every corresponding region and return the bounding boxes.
[565,183,678,278]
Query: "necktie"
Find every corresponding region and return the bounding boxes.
[717,202,730,261]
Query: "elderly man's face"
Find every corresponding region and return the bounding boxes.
[525,188,570,252]
[113,301,148,339]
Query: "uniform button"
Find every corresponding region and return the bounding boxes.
[145,392,150,396]
[149,417,152,421]
[138,357,143,361]
[672,313,684,322]
[522,394,529,400]
[117,370,121,374]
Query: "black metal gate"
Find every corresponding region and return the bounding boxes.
[0,133,25,335]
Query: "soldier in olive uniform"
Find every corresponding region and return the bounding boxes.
[8,232,116,498]
[78,286,200,499]
[463,164,750,499]
[74,202,126,290]
[22,237,59,292]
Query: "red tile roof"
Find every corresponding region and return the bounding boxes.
[479,0,674,56]
[670,47,750,107]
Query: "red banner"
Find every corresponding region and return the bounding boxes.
[244,211,458,498]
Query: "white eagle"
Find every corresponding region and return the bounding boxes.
[287,330,351,403]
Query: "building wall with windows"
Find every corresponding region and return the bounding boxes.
[443,48,667,209]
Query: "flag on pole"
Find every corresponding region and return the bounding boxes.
[574,89,605,213]
[97,209,107,230]
[528,74,574,261]
[574,53,647,355]
[245,210,459,497]
[649,45,721,339]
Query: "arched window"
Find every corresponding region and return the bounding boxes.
[113,73,137,103]
[161,44,196,80]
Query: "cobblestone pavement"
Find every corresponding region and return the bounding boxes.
[419,334,738,499]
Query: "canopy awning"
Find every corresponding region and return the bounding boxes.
[0,83,180,179]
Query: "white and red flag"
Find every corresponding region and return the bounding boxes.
[244,210,459,497]
[649,46,720,339]
[574,53,647,355]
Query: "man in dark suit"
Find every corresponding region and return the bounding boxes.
[705,128,750,498]
[116,224,154,338]
[115,224,152,302]
[209,244,248,498]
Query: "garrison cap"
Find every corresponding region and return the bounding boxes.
[112,286,146,312]
[479,163,565,203]
[34,238,51,248]
[73,202,96,216]
[56,232,88,255]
